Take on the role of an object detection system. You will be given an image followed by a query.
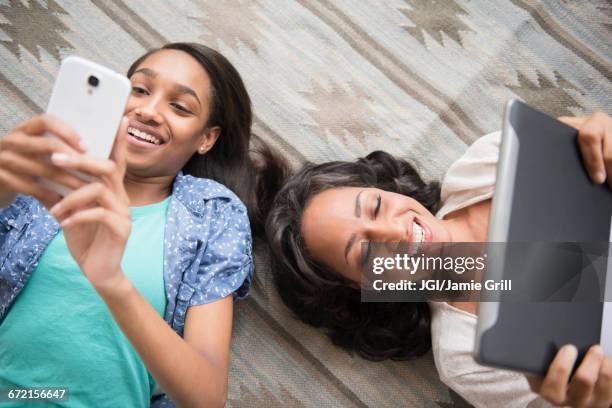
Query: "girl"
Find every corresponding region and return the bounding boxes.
[0,43,261,407]
[266,112,612,407]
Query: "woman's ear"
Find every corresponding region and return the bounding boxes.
[197,126,221,155]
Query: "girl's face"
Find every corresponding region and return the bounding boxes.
[123,49,219,177]
[301,187,451,283]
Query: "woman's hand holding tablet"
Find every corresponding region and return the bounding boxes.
[531,111,612,407]
[559,112,612,188]
[528,344,612,407]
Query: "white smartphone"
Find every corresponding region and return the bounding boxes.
[42,55,131,196]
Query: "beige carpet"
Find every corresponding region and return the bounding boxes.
[0,1,610,406]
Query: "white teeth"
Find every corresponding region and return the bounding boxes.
[408,221,425,255]
[412,221,424,244]
[127,127,161,145]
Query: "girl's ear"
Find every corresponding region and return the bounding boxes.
[197,126,221,155]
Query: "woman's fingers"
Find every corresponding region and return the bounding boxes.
[591,356,612,408]
[538,344,578,405]
[603,119,612,190]
[566,345,603,407]
[13,113,86,153]
[50,182,129,222]
[558,116,586,130]
[576,112,609,185]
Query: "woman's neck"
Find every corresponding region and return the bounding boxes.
[440,199,492,315]
[440,200,491,243]
[123,171,174,206]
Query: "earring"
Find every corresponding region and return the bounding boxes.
[199,147,206,154]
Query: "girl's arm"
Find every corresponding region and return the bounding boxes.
[99,278,233,408]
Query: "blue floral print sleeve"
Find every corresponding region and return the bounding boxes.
[159,174,253,335]
[192,201,253,305]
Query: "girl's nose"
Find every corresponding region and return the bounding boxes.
[134,98,163,125]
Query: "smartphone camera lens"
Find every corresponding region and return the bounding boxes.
[87,75,99,87]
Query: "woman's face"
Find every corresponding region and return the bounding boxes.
[301,187,451,283]
[123,49,219,177]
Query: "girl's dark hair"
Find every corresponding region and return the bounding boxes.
[266,151,440,361]
[128,42,285,238]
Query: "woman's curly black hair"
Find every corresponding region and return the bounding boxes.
[265,151,441,361]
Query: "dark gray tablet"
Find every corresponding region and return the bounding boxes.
[474,99,612,375]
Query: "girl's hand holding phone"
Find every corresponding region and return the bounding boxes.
[0,114,88,208]
[49,117,132,296]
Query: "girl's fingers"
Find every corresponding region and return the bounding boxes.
[109,117,129,176]
[50,182,128,221]
[50,152,127,197]
[50,153,115,177]
[1,131,80,157]
[566,345,603,407]
[591,357,612,408]
[0,149,87,191]
[51,116,129,186]
[577,117,606,184]
[0,168,61,207]
[61,207,130,237]
[14,114,86,153]
[539,345,578,406]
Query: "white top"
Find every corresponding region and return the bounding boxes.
[430,131,552,408]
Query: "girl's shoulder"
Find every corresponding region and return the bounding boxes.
[171,173,247,218]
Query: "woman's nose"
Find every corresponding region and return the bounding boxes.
[366,221,406,243]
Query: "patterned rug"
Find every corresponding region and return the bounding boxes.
[0,1,610,407]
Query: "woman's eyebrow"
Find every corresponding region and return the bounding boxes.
[355,189,363,217]
[344,233,356,265]
[344,190,364,264]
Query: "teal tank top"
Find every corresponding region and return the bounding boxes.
[0,197,170,407]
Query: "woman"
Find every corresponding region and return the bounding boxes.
[0,43,261,407]
[266,112,612,407]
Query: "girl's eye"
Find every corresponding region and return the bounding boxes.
[171,103,192,114]
[131,86,148,95]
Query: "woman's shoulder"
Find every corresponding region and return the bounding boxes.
[436,131,501,219]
